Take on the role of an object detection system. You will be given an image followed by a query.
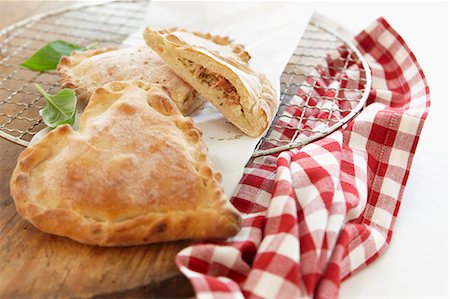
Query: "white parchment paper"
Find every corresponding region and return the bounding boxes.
[123,2,312,196]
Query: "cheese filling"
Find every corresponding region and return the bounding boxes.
[179,58,240,105]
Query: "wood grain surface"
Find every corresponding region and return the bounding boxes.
[0,2,194,298]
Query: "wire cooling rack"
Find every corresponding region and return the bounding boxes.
[0,0,148,146]
[252,18,371,157]
[0,1,371,155]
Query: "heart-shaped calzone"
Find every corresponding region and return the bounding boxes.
[10,81,241,246]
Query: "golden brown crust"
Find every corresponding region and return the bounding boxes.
[143,27,278,137]
[57,46,205,116]
[10,81,241,246]
[159,27,251,62]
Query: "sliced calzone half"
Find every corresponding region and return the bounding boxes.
[58,46,204,115]
[143,28,278,137]
[10,81,241,246]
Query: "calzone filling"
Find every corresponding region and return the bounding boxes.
[178,58,241,109]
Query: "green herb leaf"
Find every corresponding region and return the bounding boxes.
[35,83,77,128]
[21,40,84,71]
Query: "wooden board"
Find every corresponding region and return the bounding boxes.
[0,136,194,299]
[0,2,193,298]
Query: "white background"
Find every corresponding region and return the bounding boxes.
[304,1,449,298]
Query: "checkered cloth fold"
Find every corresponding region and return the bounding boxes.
[176,17,430,298]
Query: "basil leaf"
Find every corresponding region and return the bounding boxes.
[35,83,77,128]
[21,40,84,71]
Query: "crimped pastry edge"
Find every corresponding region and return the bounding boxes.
[57,47,118,102]
[158,27,252,63]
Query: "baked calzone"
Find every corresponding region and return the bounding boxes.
[58,46,204,115]
[143,28,278,137]
[10,81,241,246]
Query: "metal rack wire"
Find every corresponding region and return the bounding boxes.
[0,0,148,146]
[0,1,371,155]
[252,20,371,157]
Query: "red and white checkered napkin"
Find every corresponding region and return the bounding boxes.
[176,17,430,298]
